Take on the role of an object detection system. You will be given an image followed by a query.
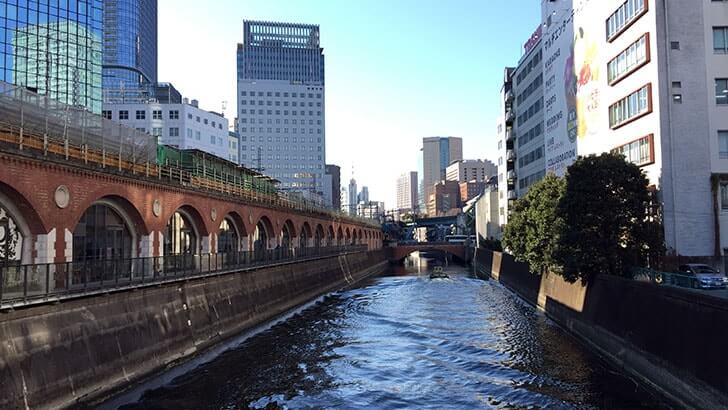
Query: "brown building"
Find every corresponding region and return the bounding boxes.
[427,180,461,217]
[460,181,486,203]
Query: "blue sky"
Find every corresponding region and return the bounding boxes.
[158,0,541,207]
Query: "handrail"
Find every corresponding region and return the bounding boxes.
[0,245,370,310]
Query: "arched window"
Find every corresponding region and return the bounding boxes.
[73,204,133,261]
[218,218,239,253]
[0,204,23,265]
[281,223,292,250]
[315,226,324,249]
[165,211,197,255]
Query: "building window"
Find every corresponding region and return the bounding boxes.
[169,110,179,120]
[606,0,647,42]
[716,79,728,104]
[612,134,654,167]
[187,129,193,139]
[670,41,680,50]
[720,131,728,159]
[169,127,180,137]
[152,127,162,137]
[210,135,216,144]
[195,131,201,140]
[136,110,146,120]
[119,111,129,120]
[714,27,728,53]
[721,183,728,210]
[102,110,112,120]
[609,84,652,129]
[607,33,649,85]
[153,110,162,120]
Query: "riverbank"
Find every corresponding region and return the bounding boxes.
[0,250,387,410]
[475,248,728,409]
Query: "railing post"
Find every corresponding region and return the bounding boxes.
[23,265,28,302]
[45,264,50,297]
[0,265,4,304]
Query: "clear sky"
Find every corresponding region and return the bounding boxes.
[158,0,541,208]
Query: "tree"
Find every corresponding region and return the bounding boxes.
[554,153,663,283]
[502,174,566,275]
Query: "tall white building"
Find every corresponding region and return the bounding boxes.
[497,67,515,228]
[236,21,325,196]
[348,178,358,216]
[102,99,229,160]
[537,0,728,256]
[446,159,497,183]
[396,171,419,213]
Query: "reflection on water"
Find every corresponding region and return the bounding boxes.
[110,262,665,409]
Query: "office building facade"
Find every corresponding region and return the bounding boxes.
[396,171,419,213]
[421,137,463,210]
[102,0,158,103]
[347,178,357,216]
[237,21,325,195]
[1,1,103,113]
[446,159,497,184]
[102,99,229,160]
[324,164,341,209]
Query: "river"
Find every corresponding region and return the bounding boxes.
[102,261,666,409]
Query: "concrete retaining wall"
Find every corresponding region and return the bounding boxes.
[0,251,387,410]
[474,249,728,409]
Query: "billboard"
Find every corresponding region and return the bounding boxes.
[542,0,600,176]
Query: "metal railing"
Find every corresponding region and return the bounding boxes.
[0,245,368,310]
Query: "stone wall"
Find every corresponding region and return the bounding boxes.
[0,250,387,409]
[474,249,728,409]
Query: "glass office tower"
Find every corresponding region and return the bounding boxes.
[102,0,157,103]
[0,0,103,113]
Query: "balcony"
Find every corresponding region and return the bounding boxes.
[505,89,514,103]
[507,170,517,181]
[507,191,517,200]
[505,110,515,124]
[505,128,515,142]
[506,149,516,161]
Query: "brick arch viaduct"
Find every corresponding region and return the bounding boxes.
[0,151,383,264]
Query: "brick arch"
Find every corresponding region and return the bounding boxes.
[218,210,248,238]
[300,221,313,238]
[281,219,297,238]
[70,194,150,238]
[0,180,48,235]
[254,214,275,238]
[336,226,344,244]
[164,203,210,237]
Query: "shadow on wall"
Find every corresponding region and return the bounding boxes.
[474,248,728,409]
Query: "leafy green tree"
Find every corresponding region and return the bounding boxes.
[554,153,663,283]
[502,174,566,275]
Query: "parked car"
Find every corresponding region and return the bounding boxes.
[676,264,728,290]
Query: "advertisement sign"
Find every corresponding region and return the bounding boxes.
[542,0,599,176]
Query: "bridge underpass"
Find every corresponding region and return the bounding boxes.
[385,242,471,264]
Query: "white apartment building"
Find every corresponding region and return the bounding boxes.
[396,171,419,213]
[446,159,497,184]
[102,100,229,160]
[236,80,325,192]
[228,131,239,164]
[475,187,501,241]
[538,0,728,256]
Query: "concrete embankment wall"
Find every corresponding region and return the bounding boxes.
[475,249,728,409]
[0,251,387,410]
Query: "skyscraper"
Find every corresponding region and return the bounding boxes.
[0,1,103,113]
[396,171,419,214]
[102,0,158,103]
[348,178,357,216]
[236,21,326,196]
[325,164,341,209]
[421,137,463,210]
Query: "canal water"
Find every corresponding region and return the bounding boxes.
[105,261,666,409]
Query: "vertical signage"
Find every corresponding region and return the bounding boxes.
[543,0,577,176]
[542,0,599,176]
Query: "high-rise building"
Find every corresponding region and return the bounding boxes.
[1,1,103,113]
[325,164,341,210]
[357,186,369,204]
[446,159,497,184]
[348,178,357,216]
[236,21,326,196]
[102,0,158,103]
[396,171,419,213]
[421,137,463,208]
[497,67,515,227]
